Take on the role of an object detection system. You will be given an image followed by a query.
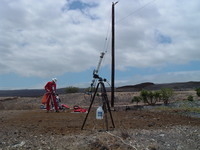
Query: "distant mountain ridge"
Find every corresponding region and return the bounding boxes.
[117,81,200,92]
[117,82,155,91]
[1,81,200,97]
[0,88,66,97]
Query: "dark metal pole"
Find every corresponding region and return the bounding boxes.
[111,2,117,107]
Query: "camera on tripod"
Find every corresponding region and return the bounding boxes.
[93,73,107,82]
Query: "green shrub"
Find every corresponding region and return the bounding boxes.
[132,96,141,105]
[65,86,79,93]
[154,91,162,102]
[195,88,200,97]
[160,88,173,105]
[140,90,148,104]
[187,95,194,101]
[140,90,161,105]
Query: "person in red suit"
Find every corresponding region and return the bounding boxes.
[44,78,59,112]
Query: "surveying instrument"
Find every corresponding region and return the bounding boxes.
[81,73,115,130]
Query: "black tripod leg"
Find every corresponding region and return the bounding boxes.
[81,83,100,130]
[102,101,108,130]
[101,83,115,128]
[106,98,115,128]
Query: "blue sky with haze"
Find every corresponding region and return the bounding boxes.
[0,0,200,90]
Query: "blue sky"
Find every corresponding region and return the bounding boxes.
[0,0,200,90]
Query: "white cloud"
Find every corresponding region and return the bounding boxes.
[0,0,200,79]
[114,0,200,70]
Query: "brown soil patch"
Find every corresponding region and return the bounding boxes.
[1,109,200,135]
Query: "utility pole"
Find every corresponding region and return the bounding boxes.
[111,1,118,108]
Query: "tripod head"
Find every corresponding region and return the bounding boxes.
[93,73,107,82]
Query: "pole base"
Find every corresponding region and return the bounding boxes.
[110,107,116,111]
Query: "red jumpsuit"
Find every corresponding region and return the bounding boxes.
[44,81,58,111]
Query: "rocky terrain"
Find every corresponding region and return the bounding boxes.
[0,90,200,150]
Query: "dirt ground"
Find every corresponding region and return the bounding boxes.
[0,91,200,150]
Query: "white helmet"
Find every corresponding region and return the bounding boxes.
[52,78,57,83]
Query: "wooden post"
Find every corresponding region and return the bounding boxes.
[111,2,118,108]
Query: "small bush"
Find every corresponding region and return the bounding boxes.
[140,90,149,104]
[139,90,161,105]
[65,86,79,93]
[160,88,173,105]
[132,96,141,105]
[195,88,200,97]
[187,95,194,101]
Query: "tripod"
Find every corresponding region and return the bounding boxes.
[81,76,115,130]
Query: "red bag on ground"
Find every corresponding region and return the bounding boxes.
[61,104,70,109]
[41,93,48,104]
